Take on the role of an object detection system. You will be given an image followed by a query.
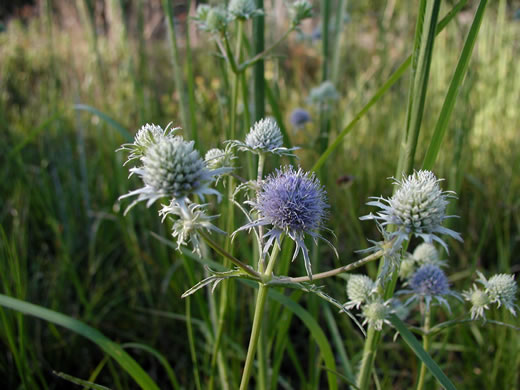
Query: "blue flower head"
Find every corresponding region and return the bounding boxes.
[401,264,460,311]
[289,108,311,128]
[235,166,336,279]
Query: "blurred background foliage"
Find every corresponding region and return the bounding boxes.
[1,0,520,388]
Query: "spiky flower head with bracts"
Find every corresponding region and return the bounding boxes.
[413,243,446,268]
[463,286,491,320]
[289,0,313,28]
[194,5,230,34]
[473,271,518,316]
[307,81,339,105]
[345,274,376,309]
[401,264,461,311]
[360,170,462,252]
[159,200,225,256]
[234,166,335,279]
[228,0,263,20]
[289,108,311,129]
[228,117,298,156]
[117,123,179,165]
[119,129,230,214]
[205,146,236,171]
[361,298,391,331]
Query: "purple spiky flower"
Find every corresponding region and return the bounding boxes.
[235,166,335,279]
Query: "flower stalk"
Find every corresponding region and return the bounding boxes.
[416,304,432,390]
[239,240,282,390]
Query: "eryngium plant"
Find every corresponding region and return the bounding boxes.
[235,166,335,279]
[361,170,462,252]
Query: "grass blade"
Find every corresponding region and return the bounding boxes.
[389,314,457,390]
[53,371,112,390]
[74,104,132,141]
[396,0,441,177]
[422,0,489,170]
[266,288,338,390]
[312,0,467,172]
[0,294,160,390]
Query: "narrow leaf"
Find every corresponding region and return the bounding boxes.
[422,0,488,170]
[389,314,457,390]
[0,294,159,390]
[74,104,133,141]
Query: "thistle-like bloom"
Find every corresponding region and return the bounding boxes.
[160,200,225,256]
[402,264,460,311]
[205,146,235,171]
[360,170,462,252]
[117,123,179,165]
[289,0,313,27]
[361,298,391,331]
[119,134,228,214]
[228,117,298,156]
[476,271,518,315]
[345,274,376,309]
[228,0,262,20]
[194,5,230,34]
[235,166,335,279]
[289,108,311,128]
[462,286,491,320]
[307,81,339,105]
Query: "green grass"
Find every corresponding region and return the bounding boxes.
[1,1,519,389]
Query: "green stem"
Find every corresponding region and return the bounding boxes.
[253,0,265,121]
[416,305,431,390]
[239,28,292,71]
[239,242,281,390]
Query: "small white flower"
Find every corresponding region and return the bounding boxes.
[361,298,391,331]
[477,271,518,316]
[204,146,235,171]
[413,243,446,268]
[288,0,313,27]
[160,200,225,256]
[117,123,179,165]
[462,286,491,320]
[228,0,263,20]
[345,274,376,309]
[228,117,298,156]
[398,253,416,281]
[361,170,462,252]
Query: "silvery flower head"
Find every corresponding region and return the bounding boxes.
[345,274,376,309]
[205,146,235,171]
[159,200,225,256]
[228,0,263,20]
[289,0,313,27]
[360,170,462,252]
[307,81,339,106]
[476,271,518,316]
[289,108,311,129]
[413,243,446,268]
[361,298,391,331]
[402,264,460,311]
[462,286,491,320]
[228,117,298,156]
[117,123,179,165]
[195,6,230,34]
[234,166,335,279]
[119,134,228,214]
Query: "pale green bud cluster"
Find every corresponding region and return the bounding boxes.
[463,271,518,319]
[307,81,339,105]
[361,299,390,331]
[228,0,263,20]
[205,147,235,171]
[346,274,375,309]
[194,5,230,34]
[289,0,313,27]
